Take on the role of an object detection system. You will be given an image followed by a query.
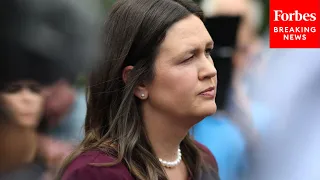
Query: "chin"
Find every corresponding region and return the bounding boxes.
[203,105,217,116]
[18,117,39,128]
[195,101,217,119]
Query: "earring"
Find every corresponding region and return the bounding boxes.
[141,94,145,98]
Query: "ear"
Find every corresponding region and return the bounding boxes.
[134,85,148,100]
[122,66,134,83]
[122,66,148,100]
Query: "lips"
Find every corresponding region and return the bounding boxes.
[199,87,215,98]
[20,113,36,117]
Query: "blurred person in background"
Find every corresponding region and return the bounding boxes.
[0,77,76,180]
[42,80,76,128]
[247,49,320,180]
[0,0,102,179]
[0,74,83,180]
[58,0,220,179]
[192,0,265,179]
[37,79,77,179]
[0,80,45,177]
[0,60,81,180]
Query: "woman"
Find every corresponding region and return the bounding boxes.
[59,0,218,179]
[0,80,74,179]
[0,80,44,174]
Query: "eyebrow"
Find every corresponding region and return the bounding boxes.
[173,40,214,60]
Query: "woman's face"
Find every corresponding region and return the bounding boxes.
[1,80,44,128]
[144,15,217,122]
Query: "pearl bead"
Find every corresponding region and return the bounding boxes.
[158,147,182,168]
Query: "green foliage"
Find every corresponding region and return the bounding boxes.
[74,74,87,88]
[103,0,116,9]
[193,0,201,4]
[260,0,269,35]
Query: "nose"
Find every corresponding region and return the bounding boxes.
[20,88,37,104]
[198,57,217,80]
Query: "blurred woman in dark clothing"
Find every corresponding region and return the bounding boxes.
[0,80,45,176]
[0,0,103,178]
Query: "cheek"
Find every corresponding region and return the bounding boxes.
[153,67,198,102]
[33,95,45,113]
[174,72,197,96]
[2,95,20,113]
[214,75,218,85]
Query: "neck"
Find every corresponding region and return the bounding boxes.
[0,121,36,131]
[142,105,195,161]
[0,122,37,173]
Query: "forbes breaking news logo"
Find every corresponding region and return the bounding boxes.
[273,10,317,41]
[274,10,316,21]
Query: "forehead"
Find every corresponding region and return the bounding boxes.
[159,15,212,55]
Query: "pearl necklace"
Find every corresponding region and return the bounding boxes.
[158,148,182,168]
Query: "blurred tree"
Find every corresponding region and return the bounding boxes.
[103,0,116,9]
[260,0,269,34]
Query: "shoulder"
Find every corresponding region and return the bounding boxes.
[61,150,133,180]
[194,140,219,172]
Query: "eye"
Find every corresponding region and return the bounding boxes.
[205,48,213,57]
[29,84,42,94]
[181,54,194,63]
[2,84,22,93]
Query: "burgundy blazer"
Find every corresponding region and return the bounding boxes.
[61,141,218,180]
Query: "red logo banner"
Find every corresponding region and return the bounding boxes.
[269,0,320,48]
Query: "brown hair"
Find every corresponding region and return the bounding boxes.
[57,0,217,179]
